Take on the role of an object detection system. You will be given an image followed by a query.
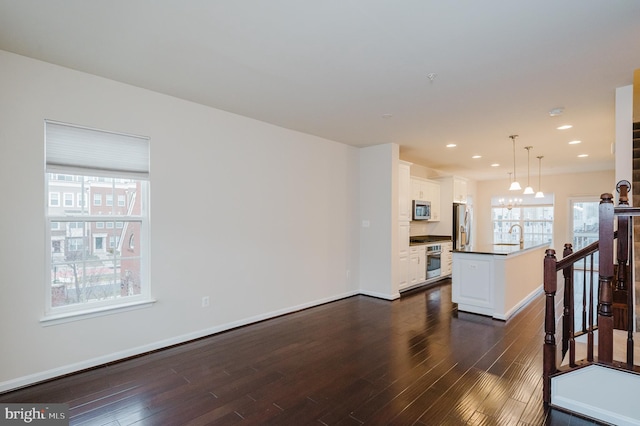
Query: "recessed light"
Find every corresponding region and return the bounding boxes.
[490,163,500,167]
[446,143,457,148]
[568,140,581,145]
[578,154,589,158]
[381,114,393,119]
[472,155,482,159]
[557,124,573,130]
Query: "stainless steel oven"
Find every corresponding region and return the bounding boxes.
[426,243,442,279]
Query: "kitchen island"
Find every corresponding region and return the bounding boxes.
[451,241,549,320]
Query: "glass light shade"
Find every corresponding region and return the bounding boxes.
[523,186,534,195]
[509,181,522,191]
[535,191,544,198]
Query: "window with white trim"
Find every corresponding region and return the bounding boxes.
[49,192,60,207]
[491,194,554,245]
[63,193,74,207]
[45,120,150,319]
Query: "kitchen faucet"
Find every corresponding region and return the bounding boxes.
[509,224,524,245]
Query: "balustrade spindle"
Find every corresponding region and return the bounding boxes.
[562,244,575,366]
[587,254,595,362]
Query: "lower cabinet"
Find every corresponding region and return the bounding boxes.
[398,222,410,290]
[409,245,426,286]
[441,241,453,276]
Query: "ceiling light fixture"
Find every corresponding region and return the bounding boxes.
[498,197,522,211]
[491,163,500,167]
[557,124,573,130]
[523,146,534,195]
[446,143,457,148]
[568,140,581,145]
[472,155,482,159]
[535,156,544,198]
[578,154,589,158]
[508,135,521,191]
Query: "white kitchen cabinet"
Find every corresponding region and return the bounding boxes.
[426,181,441,221]
[411,177,441,221]
[398,254,409,290]
[441,241,453,276]
[398,221,410,258]
[409,245,426,286]
[398,221,410,290]
[399,162,411,222]
[411,177,428,201]
[453,177,468,204]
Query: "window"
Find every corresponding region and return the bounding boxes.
[491,194,554,245]
[49,192,60,207]
[63,193,74,207]
[118,195,126,207]
[45,120,150,321]
[95,236,104,251]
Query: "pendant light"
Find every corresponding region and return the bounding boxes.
[535,156,544,198]
[523,146,534,194]
[509,135,521,191]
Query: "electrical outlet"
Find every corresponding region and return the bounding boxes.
[201,296,210,308]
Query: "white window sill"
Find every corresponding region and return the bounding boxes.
[40,299,156,326]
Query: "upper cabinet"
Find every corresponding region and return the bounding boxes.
[411,177,440,221]
[411,177,428,201]
[398,161,412,222]
[453,177,468,204]
[427,180,441,221]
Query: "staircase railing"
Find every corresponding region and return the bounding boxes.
[542,183,637,403]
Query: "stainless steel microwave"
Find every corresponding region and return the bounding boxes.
[412,200,431,220]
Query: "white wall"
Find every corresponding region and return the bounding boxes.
[0,50,362,390]
[475,170,615,250]
[615,85,633,190]
[358,143,398,299]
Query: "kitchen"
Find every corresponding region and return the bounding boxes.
[398,161,469,293]
[399,160,551,320]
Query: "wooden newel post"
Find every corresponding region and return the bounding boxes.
[543,248,558,403]
[598,193,614,364]
[617,183,629,293]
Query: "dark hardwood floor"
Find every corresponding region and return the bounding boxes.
[1,281,603,425]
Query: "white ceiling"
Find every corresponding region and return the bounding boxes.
[1,1,639,181]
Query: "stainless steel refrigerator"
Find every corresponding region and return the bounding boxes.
[452,203,471,250]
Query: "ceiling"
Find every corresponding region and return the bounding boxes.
[1,1,639,181]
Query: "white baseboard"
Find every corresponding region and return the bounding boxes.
[494,285,543,321]
[0,289,359,393]
[359,289,400,300]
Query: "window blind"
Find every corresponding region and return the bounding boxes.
[45,120,150,179]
